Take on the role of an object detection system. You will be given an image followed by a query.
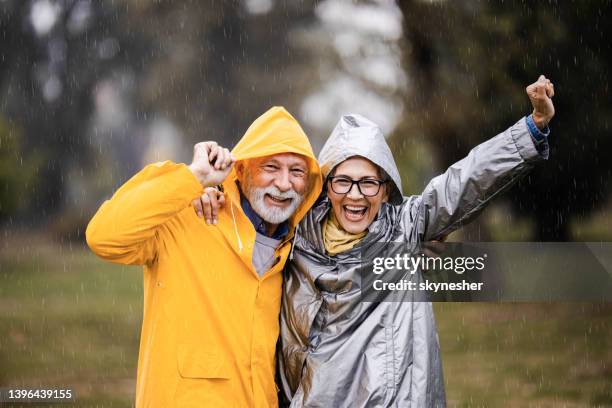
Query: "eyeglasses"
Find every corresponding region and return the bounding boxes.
[328,176,387,197]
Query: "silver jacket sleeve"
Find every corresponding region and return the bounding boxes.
[410,117,548,241]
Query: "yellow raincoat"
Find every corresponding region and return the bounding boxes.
[86,107,322,407]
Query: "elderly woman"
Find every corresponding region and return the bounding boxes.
[194,76,555,407]
[278,78,554,407]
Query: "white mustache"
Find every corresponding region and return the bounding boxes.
[248,185,304,224]
[262,186,301,200]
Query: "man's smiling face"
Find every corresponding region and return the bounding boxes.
[238,153,309,225]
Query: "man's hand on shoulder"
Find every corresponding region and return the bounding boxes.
[526,75,555,129]
[188,141,236,188]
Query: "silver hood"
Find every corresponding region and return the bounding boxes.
[279,117,549,407]
[318,114,403,205]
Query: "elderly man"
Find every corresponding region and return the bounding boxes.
[86,107,322,407]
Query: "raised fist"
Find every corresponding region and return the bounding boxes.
[188,141,236,188]
[526,75,555,129]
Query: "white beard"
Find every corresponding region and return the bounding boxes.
[244,184,304,225]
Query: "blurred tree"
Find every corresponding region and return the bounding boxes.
[397,0,612,241]
[0,0,148,227]
[0,118,42,219]
[124,0,318,147]
[0,0,320,235]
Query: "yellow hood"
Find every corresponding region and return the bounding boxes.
[226,106,322,231]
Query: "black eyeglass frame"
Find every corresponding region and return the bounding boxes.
[327,176,388,197]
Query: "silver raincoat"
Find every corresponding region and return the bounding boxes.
[279,114,548,407]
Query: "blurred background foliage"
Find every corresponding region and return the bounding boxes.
[1,0,611,406]
[397,0,612,241]
[0,0,610,241]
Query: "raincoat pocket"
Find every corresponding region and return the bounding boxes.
[177,344,231,379]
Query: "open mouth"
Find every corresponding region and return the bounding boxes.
[265,193,292,206]
[343,205,368,221]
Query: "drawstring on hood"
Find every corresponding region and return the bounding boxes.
[230,200,244,252]
[289,223,300,260]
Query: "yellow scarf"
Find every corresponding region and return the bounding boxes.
[323,211,368,255]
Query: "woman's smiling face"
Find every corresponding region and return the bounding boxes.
[327,156,389,234]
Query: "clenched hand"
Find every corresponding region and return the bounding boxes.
[188,141,236,188]
[526,75,555,129]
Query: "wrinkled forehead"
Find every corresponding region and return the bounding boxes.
[244,152,309,169]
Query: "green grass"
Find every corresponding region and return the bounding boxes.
[435,303,612,407]
[1,241,611,407]
[0,241,142,407]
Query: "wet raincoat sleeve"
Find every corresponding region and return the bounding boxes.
[86,161,203,265]
[412,117,549,241]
